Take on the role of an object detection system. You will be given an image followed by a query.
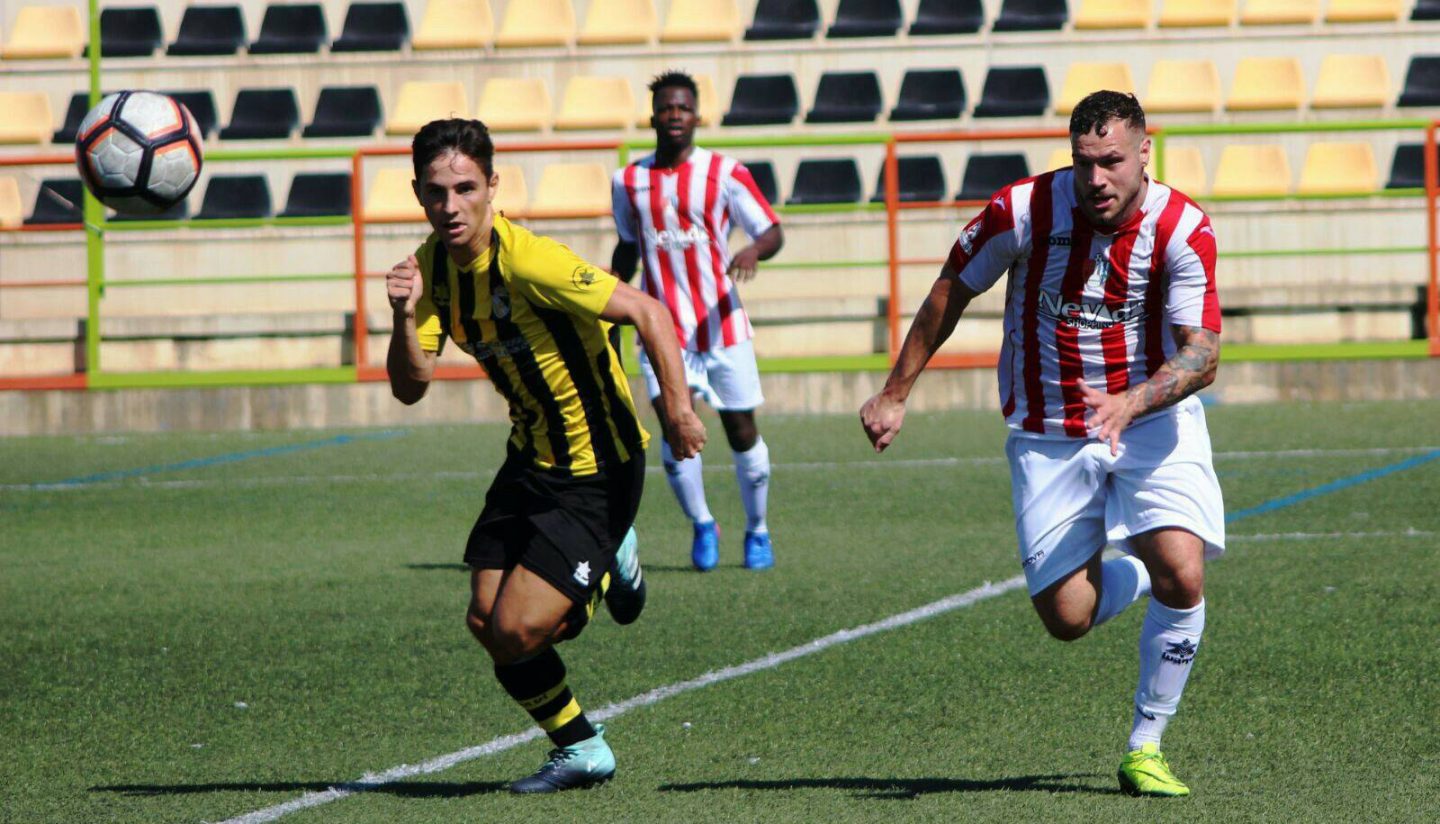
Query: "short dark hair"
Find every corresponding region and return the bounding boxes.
[1069,90,1146,138]
[649,70,699,103]
[411,118,494,182]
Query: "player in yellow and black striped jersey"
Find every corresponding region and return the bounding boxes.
[385,119,706,794]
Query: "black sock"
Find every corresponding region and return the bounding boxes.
[494,648,596,748]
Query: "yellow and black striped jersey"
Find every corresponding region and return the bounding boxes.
[413,216,649,476]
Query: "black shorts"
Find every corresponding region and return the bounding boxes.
[465,449,645,631]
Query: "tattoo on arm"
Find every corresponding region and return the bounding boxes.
[1131,326,1220,418]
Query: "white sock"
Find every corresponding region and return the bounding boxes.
[1093,555,1151,627]
[1130,598,1206,752]
[733,437,770,534]
[661,440,713,525]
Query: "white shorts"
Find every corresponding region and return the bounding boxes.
[1006,396,1226,597]
[639,338,765,411]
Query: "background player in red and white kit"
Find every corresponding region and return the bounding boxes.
[861,91,1224,797]
[611,71,785,572]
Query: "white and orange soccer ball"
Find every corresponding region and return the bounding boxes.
[74,91,203,215]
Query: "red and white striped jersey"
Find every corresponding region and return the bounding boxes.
[612,147,779,352]
[948,169,1221,438]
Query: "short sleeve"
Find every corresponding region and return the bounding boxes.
[508,231,619,321]
[949,189,1022,294]
[412,241,445,353]
[1165,215,1221,333]
[724,162,780,240]
[612,168,638,244]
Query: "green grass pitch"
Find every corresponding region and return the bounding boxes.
[2,399,1438,823]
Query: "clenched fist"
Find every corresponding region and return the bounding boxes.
[387,255,422,317]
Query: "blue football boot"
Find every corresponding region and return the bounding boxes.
[743,531,773,570]
[691,521,719,571]
[509,725,616,794]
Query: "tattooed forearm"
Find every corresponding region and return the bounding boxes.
[1129,326,1220,419]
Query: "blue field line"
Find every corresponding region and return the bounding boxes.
[1226,448,1440,523]
[36,431,407,489]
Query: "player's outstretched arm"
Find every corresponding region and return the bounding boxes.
[601,281,707,459]
[1079,324,1220,455]
[727,224,784,283]
[386,255,437,405]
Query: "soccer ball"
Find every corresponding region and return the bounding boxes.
[74,91,203,215]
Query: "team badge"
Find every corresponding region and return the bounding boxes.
[572,265,599,288]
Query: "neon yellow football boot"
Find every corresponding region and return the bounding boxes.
[1117,743,1191,797]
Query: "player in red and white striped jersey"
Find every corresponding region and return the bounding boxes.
[862,92,1224,797]
[611,71,785,573]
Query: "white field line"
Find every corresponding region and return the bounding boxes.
[212,575,1027,824]
[1229,528,1434,542]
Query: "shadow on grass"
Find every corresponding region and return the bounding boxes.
[660,773,1111,798]
[92,780,508,798]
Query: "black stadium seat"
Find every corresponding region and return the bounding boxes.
[722,74,800,126]
[248,3,328,54]
[280,173,352,217]
[871,155,947,203]
[53,93,95,144]
[1385,144,1438,190]
[220,89,300,140]
[806,71,883,124]
[828,0,903,37]
[330,2,409,52]
[743,161,781,205]
[23,179,84,225]
[909,0,984,34]
[787,158,862,205]
[195,175,272,220]
[889,68,966,121]
[303,86,383,138]
[167,5,247,56]
[95,6,164,57]
[163,90,220,140]
[1413,0,1440,20]
[111,200,189,221]
[745,0,821,40]
[972,66,1049,117]
[957,153,1030,201]
[1397,56,1440,108]
[992,0,1068,31]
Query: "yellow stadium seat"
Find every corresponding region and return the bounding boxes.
[1311,55,1390,109]
[635,74,721,127]
[1047,147,1072,171]
[1239,0,1318,25]
[579,0,657,44]
[661,0,741,42]
[412,0,493,49]
[1145,60,1221,113]
[1158,147,1208,196]
[1297,142,1378,194]
[527,163,612,218]
[477,77,551,132]
[1158,0,1236,26]
[1212,145,1291,196]
[0,92,53,144]
[1056,62,1136,115]
[555,76,635,130]
[0,176,22,228]
[2,6,85,58]
[364,167,423,222]
[1226,57,1304,111]
[495,0,575,47]
[387,82,469,136]
[1074,0,1150,29]
[490,164,528,216]
[1324,0,1403,22]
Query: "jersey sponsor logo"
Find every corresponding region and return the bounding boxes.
[491,283,511,319]
[1162,638,1197,665]
[1047,235,1072,247]
[459,335,529,360]
[1037,289,1148,331]
[645,224,712,251]
[573,560,592,586]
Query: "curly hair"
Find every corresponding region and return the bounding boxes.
[1069,91,1146,138]
[411,118,494,181]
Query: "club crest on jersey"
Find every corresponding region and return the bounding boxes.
[491,283,511,318]
[431,278,450,307]
[1085,253,1112,289]
[958,219,983,254]
[571,265,600,288]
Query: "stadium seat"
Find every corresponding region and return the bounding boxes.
[957,153,1029,201]
[1157,146,1207,195]
[53,93,96,143]
[1239,0,1318,25]
[387,82,468,136]
[1145,59,1221,113]
[1397,56,1440,108]
[111,200,188,221]
[889,68,966,121]
[661,0,742,41]
[1311,55,1390,109]
[828,0,903,37]
[477,78,551,131]
[527,163,611,217]
[1211,144,1291,196]
[870,155,946,203]
[634,74,720,127]
[972,66,1049,117]
[495,0,574,46]
[219,88,300,140]
[330,2,409,52]
[165,90,220,139]
[0,177,23,228]
[1055,62,1135,115]
[992,0,1068,31]
[23,179,83,225]
[1325,0,1403,22]
[1158,0,1235,26]
[745,0,820,40]
[492,164,528,215]
[909,0,984,34]
[1046,146,1072,171]
[95,6,164,57]
[1074,0,1150,29]
[806,71,883,124]
[1385,143,1437,189]
[363,167,423,222]
[248,4,327,54]
[195,175,271,220]
[2,6,85,58]
[167,5,246,55]
[722,74,800,126]
[1297,143,1377,195]
[0,93,53,144]
[304,86,383,138]
[1414,0,1440,20]
[787,159,862,205]
[579,0,657,44]
[413,0,492,48]
[1226,57,1304,111]
[279,172,352,217]
[555,76,635,130]
[744,160,780,204]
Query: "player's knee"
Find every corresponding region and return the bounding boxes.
[1042,614,1093,642]
[488,616,555,664]
[464,603,492,644]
